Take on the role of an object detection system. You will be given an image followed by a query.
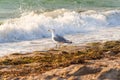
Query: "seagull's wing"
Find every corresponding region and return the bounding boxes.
[54,35,67,42]
[54,35,72,43]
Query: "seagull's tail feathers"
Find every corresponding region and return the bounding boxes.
[66,40,72,44]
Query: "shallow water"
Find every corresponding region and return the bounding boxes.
[1,27,120,57]
[0,1,120,56]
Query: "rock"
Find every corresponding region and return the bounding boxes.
[105,51,116,56]
[97,67,120,80]
[0,41,120,80]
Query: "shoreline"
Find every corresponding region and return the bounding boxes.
[0,40,120,79]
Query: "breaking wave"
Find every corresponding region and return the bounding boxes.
[0,9,120,43]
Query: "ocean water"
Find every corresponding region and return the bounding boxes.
[0,0,120,20]
[0,0,120,56]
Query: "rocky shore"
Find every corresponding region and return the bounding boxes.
[0,41,120,80]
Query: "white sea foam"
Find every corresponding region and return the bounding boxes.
[0,9,119,43]
[0,9,120,56]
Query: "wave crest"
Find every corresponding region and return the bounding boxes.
[0,9,120,43]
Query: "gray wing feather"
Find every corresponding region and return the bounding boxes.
[54,35,68,43]
[54,35,72,43]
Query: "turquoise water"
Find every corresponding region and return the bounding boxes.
[0,0,120,20]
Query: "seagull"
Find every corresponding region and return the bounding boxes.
[48,29,72,48]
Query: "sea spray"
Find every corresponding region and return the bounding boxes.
[0,9,120,43]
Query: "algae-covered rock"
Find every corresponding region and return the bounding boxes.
[0,41,120,79]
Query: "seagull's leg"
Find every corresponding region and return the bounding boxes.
[55,43,61,49]
[58,43,63,48]
[55,43,58,48]
[59,43,61,48]
[57,44,60,49]
[55,43,60,49]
